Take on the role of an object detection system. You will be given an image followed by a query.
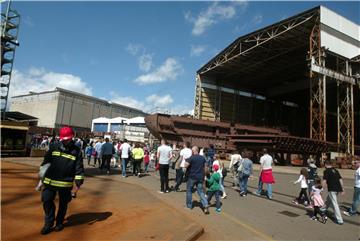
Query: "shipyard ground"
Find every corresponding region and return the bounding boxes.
[2,158,359,241]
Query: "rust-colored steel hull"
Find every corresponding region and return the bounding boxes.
[145,113,335,154]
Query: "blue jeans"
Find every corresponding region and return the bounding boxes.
[186,178,208,209]
[174,168,184,190]
[257,179,272,198]
[239,174,250,193]
[349,187,360,215]
[207,190,221,209]
[121,158,128,176]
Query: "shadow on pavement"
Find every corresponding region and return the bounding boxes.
[65,212,112,227]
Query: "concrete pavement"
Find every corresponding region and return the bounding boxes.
[3,157,359,240]
[1,159,203,241]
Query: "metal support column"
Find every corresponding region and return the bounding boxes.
[309,18,326,141]
[337,60,354,155]
[193,74,202,119]
[215,82,221,121]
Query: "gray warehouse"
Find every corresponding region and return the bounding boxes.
[10,87,146,131]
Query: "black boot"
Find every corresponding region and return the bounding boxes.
[54,223,64,232]
[40,224,53,235]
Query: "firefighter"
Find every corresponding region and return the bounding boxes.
[40,126,84,235]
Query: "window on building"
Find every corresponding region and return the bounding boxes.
[110,123,124,132]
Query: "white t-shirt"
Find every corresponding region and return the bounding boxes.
[180,148,192,168]
[120,142,131,158]
[157,145,172,165]
[260,154,273,170]
[229,154,242,170]
[294,174,308,188]
[355,167,360,188]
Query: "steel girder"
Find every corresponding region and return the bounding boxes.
[198,9,318,75]
[309,17,326,142]
[1,0,20,115]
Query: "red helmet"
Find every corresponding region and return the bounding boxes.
[59,126,74,141]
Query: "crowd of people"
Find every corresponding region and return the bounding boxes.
[37,126,359,235]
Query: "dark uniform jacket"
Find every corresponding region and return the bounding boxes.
[41,140,84,188]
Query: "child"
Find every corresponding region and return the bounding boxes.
[310,178,328,223]
[206,164,222,212]
[85,144,93,166]
[292,167,310,207]
[150,151,156,169]
[307,157,318,195]
[144,150,150,173]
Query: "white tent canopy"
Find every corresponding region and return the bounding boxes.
[125,116,145,125]
[109,117,128,123]
[92,117,110,123]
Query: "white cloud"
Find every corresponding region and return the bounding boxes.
[133,58,183,85]
[138,54,153,72]
[125,43,144,56]
[110,92,145,110]
[190,45,207,57]
[23,16,35,27]
[110,92,175,112]
[185,1,248,36]
[126,43,153,72]
[8,67,92,98]
[146,94,173,107]
[251,14,263,25]
[169,105,194,115]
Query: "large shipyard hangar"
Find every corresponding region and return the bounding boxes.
[194,6,360,156]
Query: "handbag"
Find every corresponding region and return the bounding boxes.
[222,167,228,177]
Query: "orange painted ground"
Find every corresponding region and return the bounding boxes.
[1,162,202,241]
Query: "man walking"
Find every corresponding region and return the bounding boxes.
[255,149,275,199]
[94,139,103,167]
[322,159,345,225]
[174,142,192,192]
[40,126,84,234]
[120,139,131,177]
[100,138,115,174]
[185,146,209,214]
[343,160,360,217]
[157,139,172,193]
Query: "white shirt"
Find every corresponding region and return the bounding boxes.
[120,142,131,158]
[95,142,103,153]
[180,148,192,168]
[229,154,242,170]
[294,174,308,188]
[260,154,273,170]
[157,145,172,165]
[355,167,360,188]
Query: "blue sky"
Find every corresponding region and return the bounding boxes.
[5,1,360,114]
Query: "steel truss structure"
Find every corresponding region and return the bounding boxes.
[195,6,359,156]
[198,9,318,75]
[308,18,357,155]
[1,0,20,117]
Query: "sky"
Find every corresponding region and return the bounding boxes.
[4,1,360,115]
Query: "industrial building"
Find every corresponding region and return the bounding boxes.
[193,6,359,156]
[92,116,150,143]
[10,87,146,131]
